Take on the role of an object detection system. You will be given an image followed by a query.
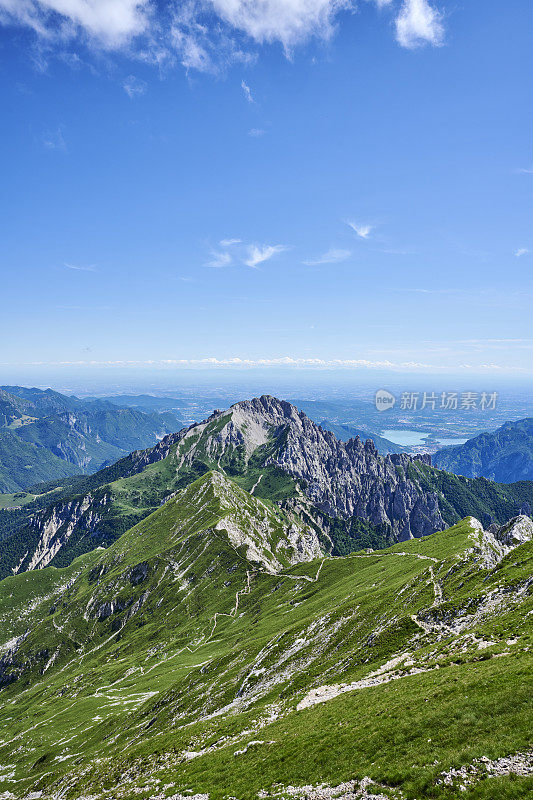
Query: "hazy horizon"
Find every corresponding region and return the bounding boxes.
[2,366,532,407]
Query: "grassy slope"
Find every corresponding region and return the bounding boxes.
[0,478,531,800]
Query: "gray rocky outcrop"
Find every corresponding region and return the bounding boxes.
[223,397,445,539]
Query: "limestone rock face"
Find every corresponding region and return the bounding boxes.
[493,515,533,548]
[16,492,110,573]
[470,514,533,567]
[221,396,446,540]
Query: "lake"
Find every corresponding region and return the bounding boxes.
[382,429,428,446]
[382,430,470,448]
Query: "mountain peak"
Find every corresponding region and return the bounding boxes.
[4,394,531,579]
[232,394,297,415]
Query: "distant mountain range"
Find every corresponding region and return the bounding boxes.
[0,386,183,492]
[433,418,533,482]
[86,393,192,413]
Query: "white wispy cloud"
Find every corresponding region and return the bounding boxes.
[249,127,265,137]
[459,362,504,371]
[303,247,351,265]
[168,1,350,73]
[210,0,351,51]
[245,243,286,268]
[123,74,147,97]
[515,247,529,258]
[346,220,372,239]
[517,167,533,174]
[220,238,241,246]
[6,356,436,370]
[241,79,254,102]
[0,0,150,48]
[0,0,446,74]
[171,11,213,73]
[64,262,96,272]
[5,352,527,373]
[205,251,232,268]
[43,126,66,150]
[395,0,444,49]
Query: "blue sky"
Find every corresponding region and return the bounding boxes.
[0,0,532,380]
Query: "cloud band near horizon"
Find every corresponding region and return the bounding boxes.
[0,357,525,373]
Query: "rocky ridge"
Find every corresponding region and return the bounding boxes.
[3,396,532,578]
[225,396,444,536]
